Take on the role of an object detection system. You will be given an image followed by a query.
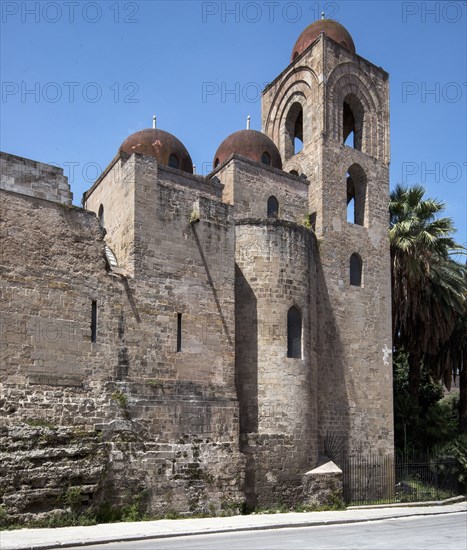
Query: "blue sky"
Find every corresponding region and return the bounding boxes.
[1,0,466,248]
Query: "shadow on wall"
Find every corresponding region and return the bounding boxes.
[315,251,351,465]
[191,224,233,347]
[234,263,258,434]
[234,263,258,508]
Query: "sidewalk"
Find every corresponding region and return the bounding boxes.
[1,499,465,550]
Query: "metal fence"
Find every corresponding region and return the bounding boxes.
[342,453,462,505]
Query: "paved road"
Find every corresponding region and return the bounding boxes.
[65,512,466,550]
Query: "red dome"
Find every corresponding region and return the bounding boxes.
[213,130,282,170]
[291,19,355,61]
[119,128,193,173]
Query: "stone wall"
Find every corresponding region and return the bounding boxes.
[213,155,309,223]
[84,153,136,274]
[261,33,394,464]
[0,25,395,519]
[0,175,245,524]
[235,219,318,507]
[0,151,72,205]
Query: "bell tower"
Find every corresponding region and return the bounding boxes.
[262,19,394,461]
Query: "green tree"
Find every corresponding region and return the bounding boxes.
[389,184,466,409]
[426,299,467,433]
[393,350,459,452]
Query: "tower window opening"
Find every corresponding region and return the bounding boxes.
[347,196,355,223]
[346,173,355,223]
[98,204,104,228]
[214,158,220,168]
[343,96,363,151]
[176,313,182,352]
[91,300,97,343]
[267,196,279,219]
[287,306,302,358]
[285,102,304,160]
[169,154,179,169]
[293,108,303,154]
[346,165,367,226]
[294,136,303,154]
[344,130,355,148]
[261,151,271,166]
[350,253,363,287]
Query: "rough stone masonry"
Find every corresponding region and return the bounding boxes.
[0,19,393,523]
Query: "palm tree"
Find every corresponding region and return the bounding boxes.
[426,286,467,433]
[389,184,466,405]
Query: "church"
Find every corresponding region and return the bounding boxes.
[0,18,394,521]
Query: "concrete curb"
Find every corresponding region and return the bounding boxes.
[1,501,466,550]
[348,494,466,510]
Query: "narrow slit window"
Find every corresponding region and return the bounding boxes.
[267,196,279,219]
[169,154,179,169]
[176,313,182,352]
[98,204,104,228]
[350,253,363,287]
[91,300,97,343]
[261,151,271,166]
[287,306,302,358]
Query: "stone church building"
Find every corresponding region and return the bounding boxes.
[0,19,394,520]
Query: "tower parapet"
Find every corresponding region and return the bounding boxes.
[0,151,72,205]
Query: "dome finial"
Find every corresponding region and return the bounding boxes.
[152,115,157,129]
[321,11,325,20]
[246,115,251,130]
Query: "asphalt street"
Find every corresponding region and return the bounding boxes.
[63,512,466,550]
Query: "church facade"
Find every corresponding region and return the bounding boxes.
[0,19,393,521]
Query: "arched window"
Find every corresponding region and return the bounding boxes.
[285,102,304,160]
[287,306,302,358]
[261,151,271,166]
[267,196,279,218]
[346,164,367,226]
[350,253,362,287]
[214,158,220,168]
[168,154,179,169]
[343,94,364,151]
[289,169,299,176]
[98,204,104,228]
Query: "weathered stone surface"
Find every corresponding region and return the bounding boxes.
[0,151,72,205]
[262,33,394,464]
[0,24,393,522]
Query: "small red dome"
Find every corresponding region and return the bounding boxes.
[213,130,282,170]
[291,19,355,61]
[119,128,193,173]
